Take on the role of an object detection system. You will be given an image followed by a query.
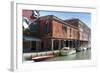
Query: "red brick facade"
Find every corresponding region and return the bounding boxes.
[23,10,91,52]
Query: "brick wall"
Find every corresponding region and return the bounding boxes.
[52,20,79,40]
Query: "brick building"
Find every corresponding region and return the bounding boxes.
[23,10,91,53]
[64,19,91,51]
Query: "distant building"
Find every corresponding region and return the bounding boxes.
[64,19,91,41]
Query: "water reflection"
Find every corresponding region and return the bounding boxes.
[45,49,91,61]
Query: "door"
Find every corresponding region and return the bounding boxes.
[31,41,36,52]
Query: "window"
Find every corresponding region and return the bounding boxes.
[62,25,67,32]
[44,21,50,33]
[29,22,38,32]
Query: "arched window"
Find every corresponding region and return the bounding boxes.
[44,20,50,33]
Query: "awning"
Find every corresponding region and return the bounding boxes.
[23,36,41,41]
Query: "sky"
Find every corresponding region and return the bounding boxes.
[39,10,91,28]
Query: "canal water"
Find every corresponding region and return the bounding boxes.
[44,49,91,61]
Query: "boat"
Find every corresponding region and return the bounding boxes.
[32,55,54,62]
[76,47,88,52]
[60,47,76,56]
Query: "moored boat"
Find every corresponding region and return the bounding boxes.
[32,55,54,62]
[60,47,76,56]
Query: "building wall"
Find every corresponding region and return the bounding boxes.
[23,10,32,19]
[65,19,91,41]
[52,20,67,39]
[41,38,51,51]
[70,28,79,40]
[52,20,79,40]
[79,31,90,41]
[38,17,52,38]
[79,21,91,41]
